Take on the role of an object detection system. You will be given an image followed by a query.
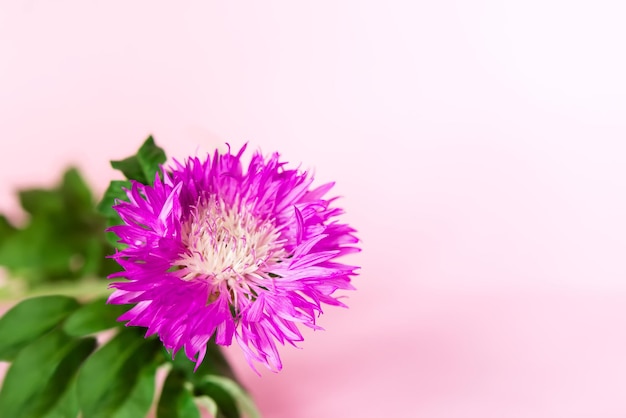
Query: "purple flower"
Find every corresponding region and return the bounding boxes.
[107,144,359,372]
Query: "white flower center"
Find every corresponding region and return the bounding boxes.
[174,197,284,292]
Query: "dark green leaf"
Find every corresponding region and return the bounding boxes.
[41,379,80,418]
[0,295,79,360]
[31,337,97,417]
[157,368,201,418]
[61,167,94,213]
[110,363,158,418]
[195,380,240,418]
[18,188,64,216]
[197,376,261,418]
[98,137,167,251]
[108,136,166,186]
[169,339,239,384]
[137,136,167,184]
[18,167,91,217]
[0,214,17,243]
[166,345,259,418]
[0,330,95,418]
[77,328,162,418]
[111,157,148,184]
[63,297,127,337]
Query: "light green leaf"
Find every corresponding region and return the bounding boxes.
[0,295,79,360]
[77,328,161,418]
[195,396,218,416]
[63,297,127,337]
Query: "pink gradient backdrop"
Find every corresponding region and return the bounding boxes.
[2,1,626,417]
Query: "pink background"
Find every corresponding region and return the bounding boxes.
[2,1,626,417]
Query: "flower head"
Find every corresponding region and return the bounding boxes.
[108,144,359,372]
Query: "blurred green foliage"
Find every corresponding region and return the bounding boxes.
[0,167,118,288]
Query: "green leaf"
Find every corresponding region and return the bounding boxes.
[137,136,167,183]
[18,167,92,217]
[79,235,114,278]
[0,167,114,287]
[0,295,79,360]
[61,167,94,214]
[18,188,64,216]
[41,379,80,418]
[157,368,201,418]
[63,297,128,337]
[31,337,97,417]
[195,380,240,418]
[197,376,261,418]
[0,330,96,418]
[0,214,17,244]
[104,216,126,249]
[169,339,239,384]
[0,218,52,283]
[108,136,166,186]
[96,180,131,249]
[98,137,167,250]
[96,180,132,219]
[111,157,148,185]
[110,362,159,418]
[77,328,162,418]
[166,342,253,417]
